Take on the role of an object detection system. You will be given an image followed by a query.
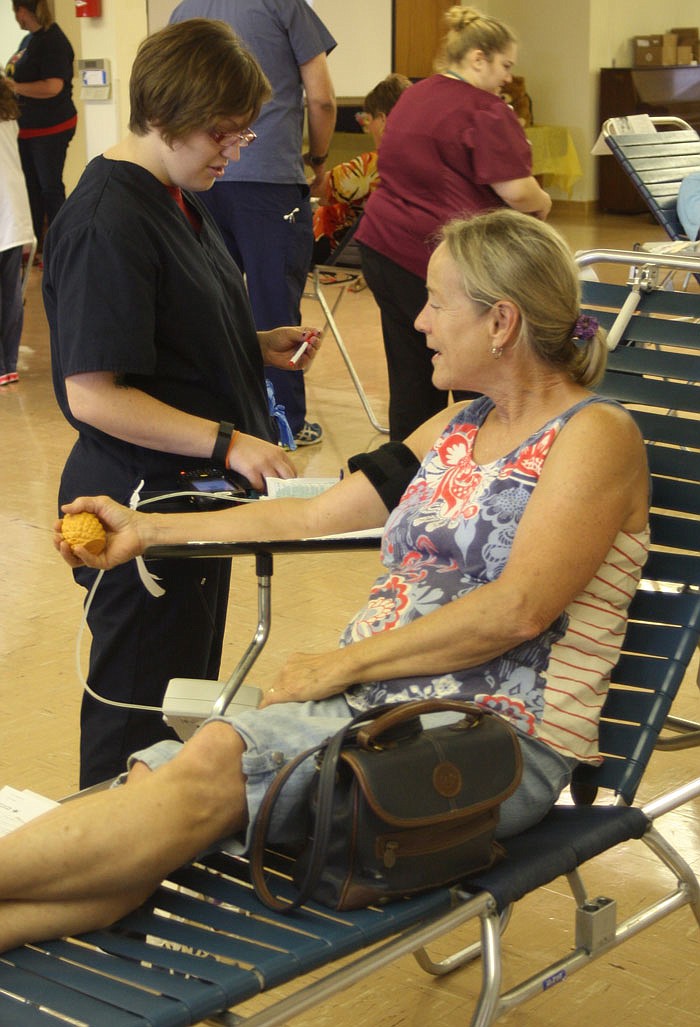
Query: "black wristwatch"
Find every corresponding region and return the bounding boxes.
[308,153,328,167]
[211,421,236,466]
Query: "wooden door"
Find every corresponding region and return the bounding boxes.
[393,0,454,79]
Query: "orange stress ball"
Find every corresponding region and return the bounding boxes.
[61,512,107,555]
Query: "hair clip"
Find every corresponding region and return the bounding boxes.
[572,313,599,343]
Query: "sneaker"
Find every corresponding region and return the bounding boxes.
[293,420,323,446]
[6,372,18,384]
[0,374,10,387]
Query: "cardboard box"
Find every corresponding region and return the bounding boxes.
[633,34,677,67]
[677,45,694,64]
[670,27,699,47]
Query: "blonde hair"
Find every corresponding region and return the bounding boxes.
[440,210,607,387]
[434,5,516,70]
[129,19,271,144]
[12,1,54,29]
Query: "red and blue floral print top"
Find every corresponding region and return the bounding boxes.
[342,396,649,764]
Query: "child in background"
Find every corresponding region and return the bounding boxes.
[312,73,411,266]
[0,77,33,386]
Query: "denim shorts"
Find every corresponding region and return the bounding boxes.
[126,698,575,854]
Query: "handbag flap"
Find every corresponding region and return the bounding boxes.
[341,713,522,827]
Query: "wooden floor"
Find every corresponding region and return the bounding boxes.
[1,206,699,1024]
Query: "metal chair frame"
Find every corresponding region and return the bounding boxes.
[305,219,389,435]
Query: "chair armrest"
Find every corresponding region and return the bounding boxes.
[144,535,382,561]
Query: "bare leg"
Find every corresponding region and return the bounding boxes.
[0,721,246,952]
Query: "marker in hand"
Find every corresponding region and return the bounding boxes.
[289,329,319,367]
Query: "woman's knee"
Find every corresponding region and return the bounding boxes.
[177,721,246,788]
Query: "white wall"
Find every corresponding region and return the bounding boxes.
[314,1,392,96]
[1,7,23,59]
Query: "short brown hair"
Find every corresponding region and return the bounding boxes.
[128,19,271,143]
[363,74,412,118]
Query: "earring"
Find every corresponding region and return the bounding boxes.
[491,346,503,359]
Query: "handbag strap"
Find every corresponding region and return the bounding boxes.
[286,718,354,908]
[249,741,324,911]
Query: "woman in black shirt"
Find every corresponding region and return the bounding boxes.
[5,1,77,250]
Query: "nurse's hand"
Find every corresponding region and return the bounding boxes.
[227,433,296,491]
[258,326,321,372]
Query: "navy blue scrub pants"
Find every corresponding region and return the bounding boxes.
[75,555,231,788]
[198,181,313,435]
[19,127,75,244]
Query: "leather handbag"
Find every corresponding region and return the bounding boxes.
[250,698,523,912]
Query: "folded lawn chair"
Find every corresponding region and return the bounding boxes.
[602,115,700,243]
[305,218,389,435]
[2,262,700,1021]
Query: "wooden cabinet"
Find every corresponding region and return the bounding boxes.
[598,66,700,213]
[393,0,453,80]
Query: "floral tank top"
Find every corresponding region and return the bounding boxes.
[341,396,649,765]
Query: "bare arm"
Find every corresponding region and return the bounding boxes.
[267,403,649,703]
[491,176,552,220]
[316,170,333,204]
[7,77,64,100]
[56,464,391,570]
[300,52,336,194]
[65,371,295,490]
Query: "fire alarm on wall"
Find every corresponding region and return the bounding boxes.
[75,0,101,17]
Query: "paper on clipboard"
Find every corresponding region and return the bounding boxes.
[0,785,58,837]
[591,114,657,156]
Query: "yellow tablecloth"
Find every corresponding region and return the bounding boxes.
[525,125,583,196]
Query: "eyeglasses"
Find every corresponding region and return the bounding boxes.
[208,126,257,148]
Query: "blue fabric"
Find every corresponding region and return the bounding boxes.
[169,0,336,185]
[197,179,313,432]
[466,804,649,912]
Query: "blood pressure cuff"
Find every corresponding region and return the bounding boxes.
[348,441,420,512]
